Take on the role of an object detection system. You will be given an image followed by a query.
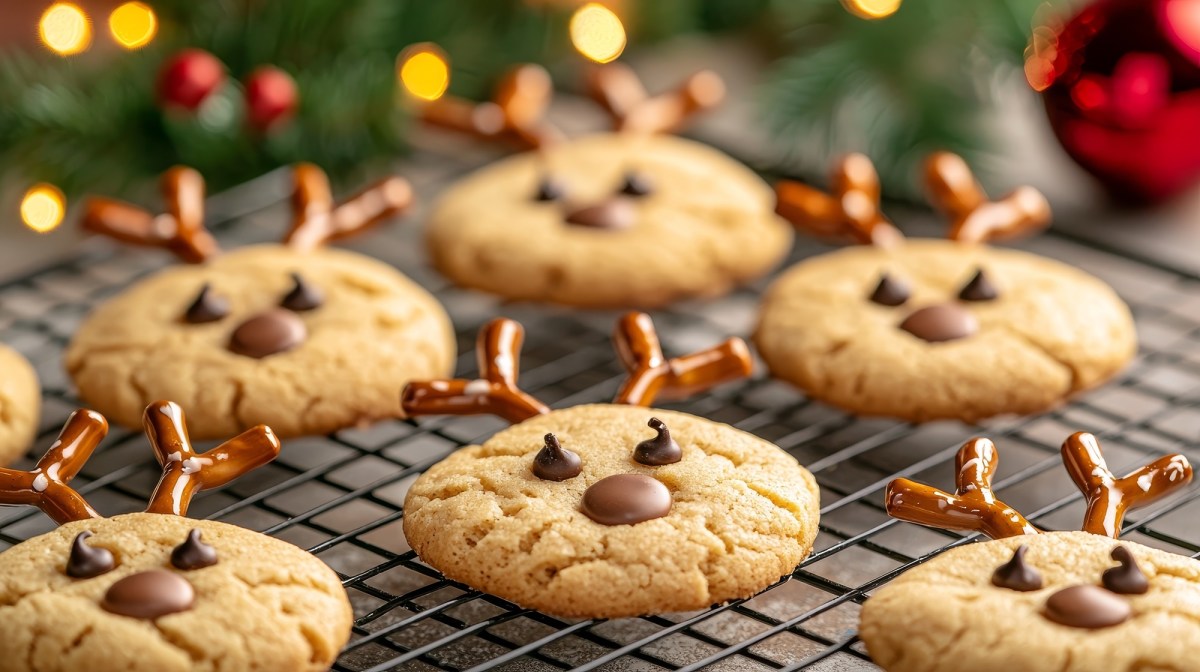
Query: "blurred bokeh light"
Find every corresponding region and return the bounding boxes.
[840,0,902,20]
[398,44,450,101]
[570,3,626,64]
[39,3,92,56]
[109,2,157,50]
[20,184,66,234]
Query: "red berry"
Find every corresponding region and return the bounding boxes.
[244,66,298,131]
[157,49,225,111]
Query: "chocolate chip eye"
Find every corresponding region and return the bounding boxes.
[184,284,230,323]
[869,273,910,307]
[990,544,1042,591]
[532,433,582,481]
[958,268,998,302]
[171,529,219,570]
[281,273,323,311]
[66,531,116,579]
[534,176,565,202]
[1102,545,1149,594]
[619,172,653,197]
[634,417,681,465]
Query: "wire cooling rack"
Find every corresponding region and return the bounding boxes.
[3,151,1200,672]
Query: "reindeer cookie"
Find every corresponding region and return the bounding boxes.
[0,401,352,672]
[65,165,455,439]
[861,435,1198,671]
[423,64,792,308]
[0,343,39,467]
[400,314,820,617]
[754,153,1136,423]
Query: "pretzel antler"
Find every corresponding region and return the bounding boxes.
[924,151,1051,244]
[612,312,752,406]
[1061,432,1193,538]
[585,62,726,135]
[143,401,281,516]
[284,163,414,252]
[775,154,904,247]
[401,318,551,424]
[0,410,107,525]
[886,438,1040,540]
[82,166,220,264]
[419,64,565,149]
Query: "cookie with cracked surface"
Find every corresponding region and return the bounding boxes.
[0,401,351,672]
[426,133,793,309]
[66,165,454,440]
[402,404,820,618]
[0,343,39,467]
[754,240,1135,422]
[860,532,1200,672]
[0,513,352,672]
[760,152,1133,423]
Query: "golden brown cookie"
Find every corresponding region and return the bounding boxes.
[863,434,1197,671]
[757,153,1134,423]
[427,133,792,309]
[0,343,39,467]
[400,314,820,617]
[861,533,1200,672]
[66,165,454,440]
[0,402,352,672]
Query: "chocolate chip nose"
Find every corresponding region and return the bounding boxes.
[101,569,195,619]
[1043,585,1130,629]
[580,474,672,525]
[898,304,978,343]
[564,198,636,230]
[228,308,307,358]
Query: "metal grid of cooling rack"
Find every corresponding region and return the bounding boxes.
[3,152,1200,672]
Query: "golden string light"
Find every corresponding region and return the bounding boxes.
[840,0,903,20]
[109,2,157,50]
[20,184,66,234]
[398,44,451,101]
[39,3,92,56]
[570,3,626,64]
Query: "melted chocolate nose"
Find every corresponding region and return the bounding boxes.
[564,198,636,230]
[899,304,978,343]
[1043,585,1130,629]
[581,474,672,525]
[228,308,307,358]
[101,569,195,619]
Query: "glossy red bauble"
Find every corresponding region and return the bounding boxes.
[1031,0,1200,203]
[157,49,225,111]
[244,66,298,132]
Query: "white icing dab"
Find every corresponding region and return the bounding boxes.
[464,379,491,396]
[167,451,183,463]
[181,458,202,475]
[31,472,49,492]
[1137,473,1154,492]
[430,381,450,392]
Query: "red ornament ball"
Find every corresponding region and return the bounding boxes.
[157,49,225,111]
[1031,0,1200,203]
[244,66,298,132]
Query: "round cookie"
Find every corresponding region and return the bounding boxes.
[754,240,1135,422]
[403,403,820,618]
[0,401,352,672]
[67,165,454,440]
[426,133,793,309]
[0,343,39,466]
[860,532,1200,672]
[68,245,454,439]
[0,514,351,672]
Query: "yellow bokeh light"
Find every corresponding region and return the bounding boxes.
[39,3,92,55]
[840,0,902,19]
[109,2,157,50]
[570,3,626,64]
[20,184,66,234]
[398,45,450,101]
